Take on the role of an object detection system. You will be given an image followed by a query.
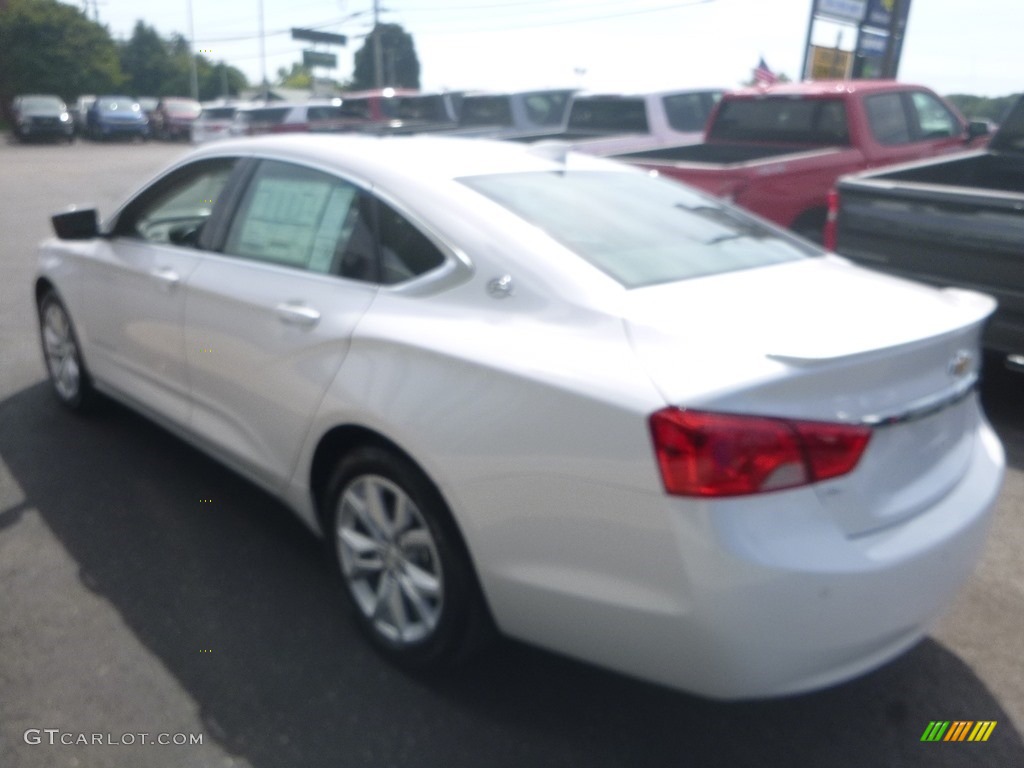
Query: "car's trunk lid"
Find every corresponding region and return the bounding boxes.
[622,256,996,536]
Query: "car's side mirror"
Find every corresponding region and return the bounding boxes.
[52,208,100,240]
[966,121,991,141]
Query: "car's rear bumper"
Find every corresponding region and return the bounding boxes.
[472,405,1004,699]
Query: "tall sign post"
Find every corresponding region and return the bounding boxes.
[803,0,912,81]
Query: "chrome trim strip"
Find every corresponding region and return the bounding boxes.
[856,374,978,427]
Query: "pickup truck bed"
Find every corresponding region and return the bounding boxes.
[835,140,1024,358]
[619,143,814,164]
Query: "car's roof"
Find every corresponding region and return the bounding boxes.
[187,134,623,182]
[727,80,929,98]
[574,88,724,99]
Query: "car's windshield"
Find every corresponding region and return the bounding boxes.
[20,96,65,111]
[98,98,140,112]
[460,170,816,287]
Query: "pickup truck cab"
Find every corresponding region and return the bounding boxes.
[618,81,986,239]
[834,95,1024,366]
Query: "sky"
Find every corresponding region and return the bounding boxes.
[87,0,1022,97]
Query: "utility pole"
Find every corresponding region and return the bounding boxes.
[373,0,384,89]
[259,0,268,100]
[186,0,199,100]
[881,0,906,78]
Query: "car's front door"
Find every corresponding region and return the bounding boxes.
[182,159,381,489]
[81,157,240,422]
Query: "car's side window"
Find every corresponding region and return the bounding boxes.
[865,93,912,145]
[223,160,367,274]
[116,158,238,246]
[376,199,447,285]
[222,159,447,284]
[909,92,960,139]
[664,93,716,133]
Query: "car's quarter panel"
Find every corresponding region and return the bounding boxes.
[302,286,679,628]
[184,258,377,490]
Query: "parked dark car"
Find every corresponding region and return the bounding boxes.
[86,95,150,141]
[152,97,202,140]
[11,94,74,143]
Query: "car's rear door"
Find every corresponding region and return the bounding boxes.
[181,159,381,489]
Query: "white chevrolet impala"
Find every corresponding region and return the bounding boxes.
[35,135,1004,699]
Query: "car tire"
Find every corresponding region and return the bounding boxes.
[38,290,95,411]
[325,446,491,669]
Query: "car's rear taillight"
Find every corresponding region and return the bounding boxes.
[823,188,839,251]
[648,408,871,497]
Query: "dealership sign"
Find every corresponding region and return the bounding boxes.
[815,0,867,23]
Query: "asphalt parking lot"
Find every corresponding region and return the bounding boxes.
[0,137,1021,768]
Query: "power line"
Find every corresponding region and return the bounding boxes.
[393,0,715,34]
[195,11,368,44]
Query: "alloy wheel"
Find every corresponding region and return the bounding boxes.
[335,474,444,646]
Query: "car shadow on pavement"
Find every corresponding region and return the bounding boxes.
[1,380,1021,768]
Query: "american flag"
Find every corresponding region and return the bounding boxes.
[753,57,779,86]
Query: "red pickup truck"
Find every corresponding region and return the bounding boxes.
[617,81,989,240]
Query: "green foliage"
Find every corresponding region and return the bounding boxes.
[197,61,247,101]
[277,62,313,89]
[0,0,123,111]
[944,93,1022,123]
[351,23,421,90]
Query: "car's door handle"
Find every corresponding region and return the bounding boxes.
[151,267,181,288]
[275,302,321,327]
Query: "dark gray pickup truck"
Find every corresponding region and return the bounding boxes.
[833,95,1024,370]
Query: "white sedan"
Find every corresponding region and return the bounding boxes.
[35,135,1004,699]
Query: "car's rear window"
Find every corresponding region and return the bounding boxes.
[568,97,649,133]
[459,97,513,127]
[709,97,850,145]
[237,107,289,124]
[459,171,815,288]
[165,100,202,117]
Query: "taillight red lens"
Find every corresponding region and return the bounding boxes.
[649,408,871,497]
[823,188,839,251]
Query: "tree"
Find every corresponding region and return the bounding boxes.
[119,21,175,96]
[197,60,247,101]
[0,0,122,116]
[351,23,420,90]
[944,93,1021,123]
